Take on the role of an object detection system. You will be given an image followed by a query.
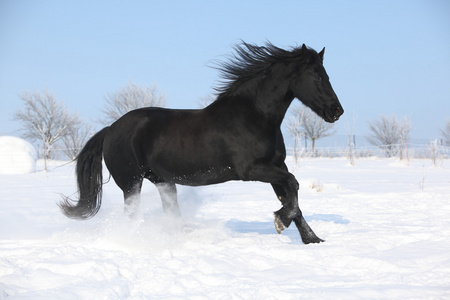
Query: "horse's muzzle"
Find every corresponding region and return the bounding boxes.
[333,104,344,121]
[325,103,344,123]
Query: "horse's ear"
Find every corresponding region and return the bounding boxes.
[319,47,325,62]
[301,44,308,53]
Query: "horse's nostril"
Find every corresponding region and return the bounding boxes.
[331,105,343,122]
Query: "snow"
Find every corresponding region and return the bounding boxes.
[1,157,449,299]
[0,136,36,175]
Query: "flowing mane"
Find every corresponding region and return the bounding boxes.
[214,41,312,97]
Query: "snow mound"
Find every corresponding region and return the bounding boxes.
[0,136,37,174]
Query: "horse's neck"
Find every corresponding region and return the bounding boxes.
[212,89,293,127]
[212,74,295,126]
[251,84,295,126]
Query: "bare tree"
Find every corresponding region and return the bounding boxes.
[441,120,450,146]
[397,117,411,160]
[286,115,304,165]
[428,139,443,167]
[100,81,165,125]
[60,116,92,160]
[367,115,411,158]
[346,113,357,166]
[289,104,336,153]
[14,90,78,171]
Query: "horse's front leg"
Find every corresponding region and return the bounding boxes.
[272,179,300,234]
[293,213,324,244]
[271,182,324,244]
[246,164,300,231]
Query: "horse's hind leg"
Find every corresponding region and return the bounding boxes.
[123,179,143,217]
[155,182,181,218]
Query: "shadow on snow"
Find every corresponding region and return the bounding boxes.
[225,214,349,243]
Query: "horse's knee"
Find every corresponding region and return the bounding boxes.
[274,206,300,229]
[288,175,299,191]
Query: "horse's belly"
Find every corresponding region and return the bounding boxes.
[149,156,238,186]
[174,169,239,186]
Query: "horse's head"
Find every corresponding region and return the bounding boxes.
[290,44,344,123]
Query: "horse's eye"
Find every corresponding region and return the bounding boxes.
[314,75,322,82]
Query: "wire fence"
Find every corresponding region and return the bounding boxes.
[39,142,450,161]
[288,142,450,160]
[2,142,449,164]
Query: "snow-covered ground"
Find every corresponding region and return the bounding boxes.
[1,157,449,299]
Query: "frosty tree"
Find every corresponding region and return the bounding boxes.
[441,120,450,146]
[346,113,357,166]
[286,115,303,165]
[287,104,336,154]
[14,90,79,171]
[367,115,411,158]
[60,117,92,160]
[100,81,166,125]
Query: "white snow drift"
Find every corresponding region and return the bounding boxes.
[0,136,36,174]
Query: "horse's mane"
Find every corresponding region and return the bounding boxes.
[214,41,310,97]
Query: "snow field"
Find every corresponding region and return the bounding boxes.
[1,158,449,299]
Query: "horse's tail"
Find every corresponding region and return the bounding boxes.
[59,127,110,219]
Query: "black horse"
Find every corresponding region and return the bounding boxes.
[60,42,343,244]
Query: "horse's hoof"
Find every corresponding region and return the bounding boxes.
[302,236,325,244]
[274,215,285,234]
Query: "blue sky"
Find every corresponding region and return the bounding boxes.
[1,0,449,144]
